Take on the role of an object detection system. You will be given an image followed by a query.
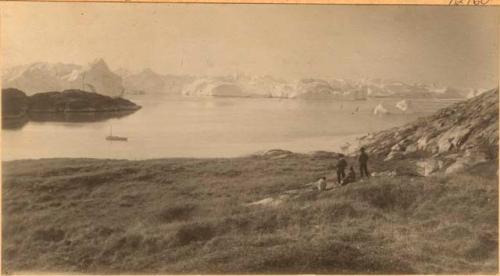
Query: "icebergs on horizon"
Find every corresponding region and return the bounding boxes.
[182,78,248,97]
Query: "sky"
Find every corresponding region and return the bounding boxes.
[1,3,499,88]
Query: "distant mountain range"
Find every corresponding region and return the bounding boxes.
[115,68,194,96]
[3,59,124,98]
[2,59,490,100]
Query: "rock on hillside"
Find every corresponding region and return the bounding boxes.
[354,88,498,175]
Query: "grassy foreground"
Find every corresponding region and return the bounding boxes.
[2,154,498,274]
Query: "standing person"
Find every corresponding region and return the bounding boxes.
[359,147,370,178]
[336,154,347,184]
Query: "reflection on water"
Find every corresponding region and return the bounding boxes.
[2,96,459,160]
[2,110,139,130]
[2,117,29,130]
[28,110,139,124]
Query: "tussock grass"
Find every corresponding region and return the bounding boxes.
[153,203,197,224]
[2,154,498,274]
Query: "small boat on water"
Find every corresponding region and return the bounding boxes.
[106,135,127,141]
[106,126,128,141]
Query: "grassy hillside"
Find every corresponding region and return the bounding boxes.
[2,154,498,274]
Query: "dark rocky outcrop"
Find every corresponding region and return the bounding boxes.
[2,88,29,119]
[350,88,499,175]
[28,89,140,113]
[2,88,141,129]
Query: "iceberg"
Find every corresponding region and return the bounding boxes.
[395,99,411,112]
[373,103,389,116]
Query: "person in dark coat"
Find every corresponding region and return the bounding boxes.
[359,147,370,178]
[336,154,347,184]
[342,166,356,186]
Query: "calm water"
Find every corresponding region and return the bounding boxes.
[2,96,458,160]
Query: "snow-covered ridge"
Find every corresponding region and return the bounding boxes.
[3,59,124,98]
[178,75,479,100]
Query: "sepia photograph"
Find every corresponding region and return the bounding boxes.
[1,2,499,274]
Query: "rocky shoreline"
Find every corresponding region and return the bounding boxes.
[342,88,499,176]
